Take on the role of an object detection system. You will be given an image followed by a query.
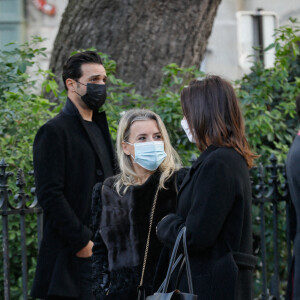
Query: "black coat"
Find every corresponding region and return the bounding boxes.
[91,170,186,300]
[31,98,115,298]
[286,134,300,300]
[156,145,257,300]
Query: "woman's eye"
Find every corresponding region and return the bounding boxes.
[138,136,146,141]
[154,135,162,140]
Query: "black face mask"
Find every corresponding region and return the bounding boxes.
[76,82,107,110]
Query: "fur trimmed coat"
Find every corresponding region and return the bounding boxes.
[91,170,186,299]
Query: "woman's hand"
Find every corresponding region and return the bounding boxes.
[76,240,94,257]
[156,214,171,235]
[156,213,186,250]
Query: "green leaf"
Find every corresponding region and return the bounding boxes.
[264,43,275,52]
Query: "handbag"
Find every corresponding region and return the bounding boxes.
[146,226,198,300]
[137,187,160,300]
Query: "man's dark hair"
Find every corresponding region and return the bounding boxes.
[62,51,103,90]
[296,94,300,121]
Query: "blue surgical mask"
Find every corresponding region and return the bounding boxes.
[126,141,167,171]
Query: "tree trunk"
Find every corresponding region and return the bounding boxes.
[49,0,222,98]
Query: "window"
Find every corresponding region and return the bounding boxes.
[0,0,25,49]
[236,10,278,71]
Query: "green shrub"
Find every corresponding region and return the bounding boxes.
[236,18,300,165]
[0,37,61,299]
[236,18,300,298]
[0,36,62,174]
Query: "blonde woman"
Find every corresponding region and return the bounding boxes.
[91,109,185,299]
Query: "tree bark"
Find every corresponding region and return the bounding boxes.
[49,0,222,98]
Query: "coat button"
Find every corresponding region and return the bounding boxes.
[96,169,103,176]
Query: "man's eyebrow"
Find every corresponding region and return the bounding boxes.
[88,74,107,79]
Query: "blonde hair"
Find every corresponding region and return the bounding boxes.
[115,109,181,194]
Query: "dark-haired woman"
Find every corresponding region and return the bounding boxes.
[156,76,257,300]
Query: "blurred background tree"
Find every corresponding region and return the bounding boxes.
[49,0,222,99]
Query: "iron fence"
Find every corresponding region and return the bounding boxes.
[0,159,43,300]
[0,155,294,300]
[250,154,292,300]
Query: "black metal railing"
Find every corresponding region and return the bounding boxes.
[0,159,43,300]
[250,154,292,299]
[0,155,293,300]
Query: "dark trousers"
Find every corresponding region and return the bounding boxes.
[47,257,95,300]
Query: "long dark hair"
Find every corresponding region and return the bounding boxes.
[181,75,256,168]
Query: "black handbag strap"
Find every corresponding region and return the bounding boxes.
[182,227,193,293]
[174,256,185,289]
[157,254,183,292]
[160,226,194,294]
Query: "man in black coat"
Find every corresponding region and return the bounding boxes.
[31,51,115,299]
[286,94,300,300]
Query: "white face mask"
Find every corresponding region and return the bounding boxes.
[181,119,196,143]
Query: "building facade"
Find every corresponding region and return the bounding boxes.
[0,0,299,81]
[204,0,300,80]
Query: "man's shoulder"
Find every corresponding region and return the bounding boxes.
[292,135,300,146]
[38,111,78,132]
[287,136,300,163]
[34,113,68,141]
[44,112,64,126]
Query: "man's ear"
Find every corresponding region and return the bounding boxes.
[66,78,76,91]
[121,141,131,156]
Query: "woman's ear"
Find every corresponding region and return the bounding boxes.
[121,141,131,156]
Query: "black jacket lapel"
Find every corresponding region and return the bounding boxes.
[62,98,115,174]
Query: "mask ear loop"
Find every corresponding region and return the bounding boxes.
[76,80,87,87]
[124,141,136,162]
[73,80,85,97]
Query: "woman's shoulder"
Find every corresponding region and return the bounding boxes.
[173,168,189,188]
[157,168,189,192]
[103,175,119,189]
[92,175,119,201]
[202,147,248,175]
[209,147,244,163]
